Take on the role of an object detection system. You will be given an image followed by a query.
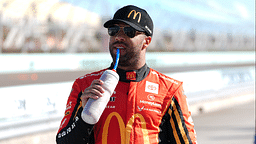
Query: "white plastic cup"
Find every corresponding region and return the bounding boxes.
[81,70,119,124]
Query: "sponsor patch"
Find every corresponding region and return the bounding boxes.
[137,105,161,114]
[126,71,136,80]
[65,111,70,116]
[140,100,161,107]
[147,94,155,101]
[65,101,72,111]
[109,97,116,102]
[137,106,144,111]
[106,105,116,109]
[145,81,159,94]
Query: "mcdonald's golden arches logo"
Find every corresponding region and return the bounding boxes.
[128,10,141,23]
[126,71,136,80]
[102,112,150,144]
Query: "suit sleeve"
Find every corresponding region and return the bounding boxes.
[56,80,95,144]
[159,83,197,144]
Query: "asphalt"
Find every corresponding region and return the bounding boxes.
[193,100,255,144]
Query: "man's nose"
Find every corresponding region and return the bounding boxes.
[115,29,126,41]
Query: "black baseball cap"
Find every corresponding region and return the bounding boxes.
[104,5,154,36]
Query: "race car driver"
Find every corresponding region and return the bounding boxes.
[56,5,197,144]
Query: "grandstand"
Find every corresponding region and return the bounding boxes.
[0,0,254,53]
[0,0,102,53]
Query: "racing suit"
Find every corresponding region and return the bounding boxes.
[56,64,197,144]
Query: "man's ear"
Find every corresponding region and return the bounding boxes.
[142,36,152,50]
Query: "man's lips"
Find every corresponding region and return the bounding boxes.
[112,41,127,49]
[113,44,126,49]
[113,46,125,55]
[111,42,128,55]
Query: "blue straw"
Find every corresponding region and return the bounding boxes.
[113,48,120,70]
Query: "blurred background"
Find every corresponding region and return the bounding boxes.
[0,0,254,53]
[0,0,255,144]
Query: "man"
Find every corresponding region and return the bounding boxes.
[56,5,197,144]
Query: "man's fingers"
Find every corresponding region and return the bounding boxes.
[91,84,105,94]
[81,91,100,108]
[92,79,104,86]
[83,85,104,96]
[87,88,103,98]
[81,79,105,107]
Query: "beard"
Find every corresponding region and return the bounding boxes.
[116,49,140,67]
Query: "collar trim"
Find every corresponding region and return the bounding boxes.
[109,63,150,82]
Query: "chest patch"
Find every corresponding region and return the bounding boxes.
[126,71,136,80]
[145,81,159,94]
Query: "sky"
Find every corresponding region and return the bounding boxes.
[60,0,255,34]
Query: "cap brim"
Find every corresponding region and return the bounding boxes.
[104,19,144,32]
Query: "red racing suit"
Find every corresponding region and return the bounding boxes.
[56,64,197,144]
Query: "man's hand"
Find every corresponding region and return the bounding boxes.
[81,79,105,108]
